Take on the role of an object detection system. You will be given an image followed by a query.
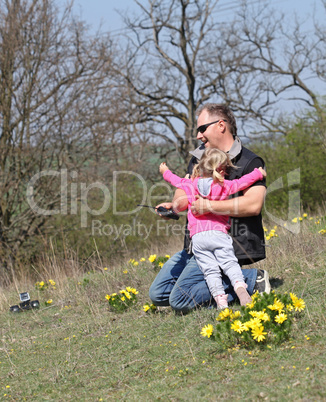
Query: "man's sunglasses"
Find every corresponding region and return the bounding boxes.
[197,119,227,134]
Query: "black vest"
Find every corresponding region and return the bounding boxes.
[184,146,266,265]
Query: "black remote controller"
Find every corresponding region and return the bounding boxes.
[137,205,180,220]
[156,206,179,220]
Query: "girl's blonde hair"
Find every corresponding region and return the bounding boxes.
[192,148,236,183]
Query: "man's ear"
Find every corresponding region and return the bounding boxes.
[219,120,227,133]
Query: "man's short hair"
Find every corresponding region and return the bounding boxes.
[196,104,237,138]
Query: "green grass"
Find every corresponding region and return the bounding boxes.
[1,215,326,400]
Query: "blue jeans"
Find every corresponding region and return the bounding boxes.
[149,249,257,313]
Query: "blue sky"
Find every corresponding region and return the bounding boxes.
[72,0,323,34]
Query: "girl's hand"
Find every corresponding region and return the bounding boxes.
[159,162,169,174]
[258,167,267,178]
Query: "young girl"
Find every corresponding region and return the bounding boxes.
[159,148,266,309]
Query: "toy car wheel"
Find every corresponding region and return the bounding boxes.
[10,305,21,313]
[31,300,40,309]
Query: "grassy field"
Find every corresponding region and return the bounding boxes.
[0,215,326,401]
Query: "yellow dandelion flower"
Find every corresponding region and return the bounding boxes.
[292,298,305,312]
[230,310,241,320]
[251,325,267,342]
[217,308,231,320]
[123,270,128,274]
[250,311,270,322]
[39,281,45,287]
[268,298,284,312]
[275,313,287,324]
[249,311,258,317]
[165,255,171,259]
[260,312,270,321]
[200,324,214,338]
[286,303,294,311]
[247,300,256,309]
[48,279,56,286]
[105,294,111,301]
[46,299,53,304]
[143,305,150,312]
[245,317,262,330]
[290,293,298,302]
[292,217,298,223]
[319,229,326,235]
[126,287,138,294]
[231,320,245,333]
[133,261,139,266]
[148,254,157,263]
[120,296,126,302]
[252,291,260,300]
[303,213,308,218]
[103,267,108,271]
[140,258,146,262]
[158,262,164,268]
[125,292,132,299]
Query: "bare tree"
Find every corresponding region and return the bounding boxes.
[222,0,326,137]
[120,0,221,161]
[119,0,326,161]
[0,0,119,261]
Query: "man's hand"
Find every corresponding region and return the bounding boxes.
[191,186,266,217]
[155,202,173,219]
[191,195,212,216]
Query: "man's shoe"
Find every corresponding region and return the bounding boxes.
[253,270,271,295]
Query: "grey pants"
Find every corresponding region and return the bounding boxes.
[191,230,245,297]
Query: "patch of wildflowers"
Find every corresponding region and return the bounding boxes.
[201,291,306,349]
[142,303,157,313]
[149,254,171,270]
[35,279,57,291]
[105,286,138,313]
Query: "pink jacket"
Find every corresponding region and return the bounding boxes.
[163,168,263,238]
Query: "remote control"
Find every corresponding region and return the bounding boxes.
[137,205,180,220]
[156,206,179,220]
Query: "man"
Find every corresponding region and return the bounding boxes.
[149,104,270,312]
